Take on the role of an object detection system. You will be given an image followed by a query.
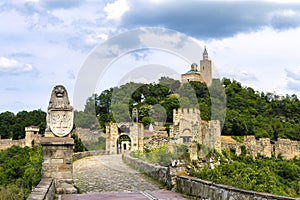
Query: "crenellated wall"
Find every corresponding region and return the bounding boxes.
[170,108,221,154]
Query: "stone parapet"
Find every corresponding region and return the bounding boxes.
[123,154,168,185]
[27,178,55,200]
[124,154,297,199]
[176,176,297,200]
[123,154,187,190]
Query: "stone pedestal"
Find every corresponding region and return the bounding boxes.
[41,137,76,194]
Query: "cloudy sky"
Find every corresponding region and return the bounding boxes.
[1,0,300,112]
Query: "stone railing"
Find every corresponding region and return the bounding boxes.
[72,150,109,161]
[123,154,169,185]
[27,178,55,200]
[176,176,297,200]
[124,154,298,200]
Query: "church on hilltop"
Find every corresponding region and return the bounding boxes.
[181,47,212,86]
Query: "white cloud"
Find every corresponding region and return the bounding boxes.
[207,27,300,95]
[285,66,300,92]
[84,33,108,45]
[220,70,258,82]
[0,57,33,74]
[104,0,130,21]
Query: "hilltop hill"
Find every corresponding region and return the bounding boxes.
[76,77,300,141]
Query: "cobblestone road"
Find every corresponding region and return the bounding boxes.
[62,154,187,199]
[73,154,160,193]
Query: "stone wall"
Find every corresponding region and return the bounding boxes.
[181,72,204,84]
[170,108,221,155]
[124,154,297,200]
[27,178,55,200]
[123,154,169,185]
[176,176,297,200]
[275,138,300,159]
[221,136,300,159]
[0,132,42,150]
[73,128,102,143]
[0,139,24,150]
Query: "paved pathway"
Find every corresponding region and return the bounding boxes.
[62,154,187,199]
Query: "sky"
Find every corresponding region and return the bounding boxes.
[1,0,300,112]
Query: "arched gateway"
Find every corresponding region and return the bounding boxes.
[106,122,144,154]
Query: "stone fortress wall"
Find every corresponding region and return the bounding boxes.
[0,126,41,150]
[146,107,300,160]
[221,135,300,159]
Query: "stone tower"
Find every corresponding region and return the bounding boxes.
[199,46,212,86]
[181,46,212,86]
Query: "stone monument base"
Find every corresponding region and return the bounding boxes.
[41,137,76,194]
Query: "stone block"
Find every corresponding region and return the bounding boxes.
[51,158,64,164]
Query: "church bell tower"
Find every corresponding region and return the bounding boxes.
[200,46,212,86]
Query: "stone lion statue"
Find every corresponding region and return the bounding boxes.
[46,85,73,136]
[48,85,72,109]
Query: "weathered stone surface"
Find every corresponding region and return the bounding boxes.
[41,136,75,194]
[27,178,55,200]
[176,176,298,200]
[221,135,300,159]
[0,126,41,150]
[106,122,144,154]
[46,85,73,137]
[169,108,221,158]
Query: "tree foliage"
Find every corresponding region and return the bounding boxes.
[71,133,87,152]
[222,78,300,140]
[190,151,300,197]
[0,146,42,199]
[90,76,300,140]
[0,110,46,139]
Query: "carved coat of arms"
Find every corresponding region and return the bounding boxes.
[47,85,74,137]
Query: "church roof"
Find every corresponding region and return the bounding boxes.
[184,70,200,75]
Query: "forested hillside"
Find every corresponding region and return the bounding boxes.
[90,77,300,140]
